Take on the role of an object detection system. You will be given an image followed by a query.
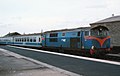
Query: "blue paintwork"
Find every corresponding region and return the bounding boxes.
[0,41,42,47]
[0,42,7,44]
[13,42,42,47]
[84,39,92,49]
[42,31,83,49]
[91,38,110,48]
[0,41,13,45]
[42,30,111,52]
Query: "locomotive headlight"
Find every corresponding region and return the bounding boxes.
[91,46,94,50]
[100,28,102,31]
[82,46,84,49]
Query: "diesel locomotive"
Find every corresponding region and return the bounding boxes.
[42,26,111,55]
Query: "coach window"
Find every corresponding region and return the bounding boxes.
[39,38,41,42]
[78,32,81,36]
[24,38,26,42]
[18,39,19,42]
[33,38,36,42]
[27,38,29,42]
[19,39,21,42]
[30,38,32,42]
[15,39,17,42]
[85,31,89,36]
[22,38,24,42]
[23,38,24,42]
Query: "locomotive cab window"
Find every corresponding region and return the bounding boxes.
[91,26,109,37]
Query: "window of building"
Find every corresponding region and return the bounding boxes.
[50,33,58,37]
[49,38,58,42]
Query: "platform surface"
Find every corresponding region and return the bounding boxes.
[0,48,79,76]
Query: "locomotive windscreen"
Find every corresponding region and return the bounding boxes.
[91,26,109,37]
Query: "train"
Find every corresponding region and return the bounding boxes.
[0,26,111,55]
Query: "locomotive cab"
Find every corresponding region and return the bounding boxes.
[86,26,110,54]
[89,26,111,54]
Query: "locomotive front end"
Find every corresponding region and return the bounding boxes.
[86,26,111,55]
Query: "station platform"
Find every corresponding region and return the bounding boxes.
[0,48,79,76]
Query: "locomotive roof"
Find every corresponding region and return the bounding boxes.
[90,15,120,25]
[44,27,91,33]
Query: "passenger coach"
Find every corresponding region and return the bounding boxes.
[0,33,42,47]
[13,33,42,47]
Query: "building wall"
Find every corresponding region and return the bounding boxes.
[90,21,120,47]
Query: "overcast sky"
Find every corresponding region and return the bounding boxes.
[0,0,120,36]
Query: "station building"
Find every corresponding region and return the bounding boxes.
[90,15,120,51]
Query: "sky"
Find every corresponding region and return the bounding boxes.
[0,0,120,36]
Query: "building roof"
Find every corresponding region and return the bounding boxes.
[3,32,42,37]
[90,15,120,25]
[4,32,21,37]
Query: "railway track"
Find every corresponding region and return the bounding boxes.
[82,53,120,62]
[32,47,120,62]
[3,45,120,62]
